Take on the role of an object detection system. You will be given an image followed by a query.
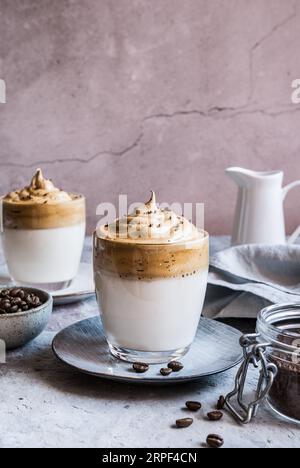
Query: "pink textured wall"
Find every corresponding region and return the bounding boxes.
[0,0,300,234]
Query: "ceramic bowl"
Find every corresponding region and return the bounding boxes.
[0,288,53,350]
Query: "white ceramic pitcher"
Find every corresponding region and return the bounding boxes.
[227,167,300,246]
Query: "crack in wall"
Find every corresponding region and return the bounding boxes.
[247,0,298,105]
[1,98,299,170]
[144,105,300,122]
[0,3,298,170]
[145,1,298,123]
[0,132,144,168]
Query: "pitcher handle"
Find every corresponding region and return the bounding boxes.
[282,181,300,244]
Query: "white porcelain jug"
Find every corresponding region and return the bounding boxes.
[227,167,300,245]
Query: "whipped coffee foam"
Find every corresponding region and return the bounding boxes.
[2,169,85,229]
[98,191,201,244]
[4,168,74,204]
[94,192,208,279]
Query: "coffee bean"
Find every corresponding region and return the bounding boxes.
[185,401,202,412]
[217,396,225,410]
[2,301,11,311]
[27,296,40,307]
[10,305,19,313]
[206,434,224,448]
[0,289,9,297]
[132,362,149,373]
[17,290,25,300]
[160,368,172,376]
[24,295,30,304]
[25,294,34,304]
[10,288,21,297]
[207,411,223,421]
[175,418,193,428]
[168,361,183,372]
[30,297,40,307]
[12,297,22,305]
[22,305,29,311]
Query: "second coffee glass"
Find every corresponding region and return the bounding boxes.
[1,169,86,291]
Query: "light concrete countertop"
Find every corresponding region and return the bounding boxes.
[0,238,299,448]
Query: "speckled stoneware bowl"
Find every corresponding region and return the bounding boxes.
[0,288,53,350]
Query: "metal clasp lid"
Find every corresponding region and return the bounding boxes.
[225,333,278,424]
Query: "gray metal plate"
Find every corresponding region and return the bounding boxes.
[52,316,243,384]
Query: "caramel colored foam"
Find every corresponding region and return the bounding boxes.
[3,196,86,229]
[94,192,209,279]
[4,168,74,204]
[2,169,85,229]
[94,233,209,280]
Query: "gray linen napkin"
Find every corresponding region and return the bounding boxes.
[204,244,300,319]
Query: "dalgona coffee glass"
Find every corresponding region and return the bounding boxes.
[1,169,86,291]
[94,192,209,364]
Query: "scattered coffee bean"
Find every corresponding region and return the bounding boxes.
[132,362,149,373]
[185,401,202,412]
[160,368,172,376]
[217,395,225,410]
[175,418,193,428]
[206,434,224,448]
[207,411,223,421]
[168,361,184,372]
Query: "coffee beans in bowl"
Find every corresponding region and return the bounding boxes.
[0,288,42,314]
[0,287,52,349]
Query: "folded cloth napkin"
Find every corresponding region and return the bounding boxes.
[204,243,300,319]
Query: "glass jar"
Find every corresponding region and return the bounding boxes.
[225,303,300,424]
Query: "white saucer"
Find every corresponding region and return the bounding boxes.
[0,263,95,305]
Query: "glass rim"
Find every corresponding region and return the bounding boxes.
[94,228,209,246]
[257,303,300,352]
[1,194,85,205]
